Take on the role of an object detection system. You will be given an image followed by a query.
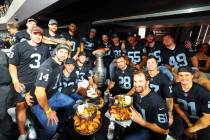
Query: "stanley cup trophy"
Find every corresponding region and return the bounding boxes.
[93,51,107,87]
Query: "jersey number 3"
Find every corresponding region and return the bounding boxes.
[29,53,41,69]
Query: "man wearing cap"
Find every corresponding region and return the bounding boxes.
[80,28,99,65]
[171,66,210,140]
[28,44,74,140]
[15,18,37,43]
[57,58,83,101]
[126,32,147,69]
[8,26,49,140]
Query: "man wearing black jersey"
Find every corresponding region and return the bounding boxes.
[162,34,197,68]
[172,66,210,140]
[75,52,96,95]
[80,28,98,64]
[106,55,135,96]
[124,70,169,140]
[109,34,126,79]
[15,18,37,43]
[126,33,147,69]
[146,56,174,126]
[30,44,75,140]
[145,31,164,65]
[9,26,49,140]
[61,22,81,59]
[57,58,82,101]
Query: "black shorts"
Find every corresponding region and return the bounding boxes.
[12,83,33,103]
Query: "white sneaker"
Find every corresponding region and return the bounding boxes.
[7,107,16,123]
[18,134,27,140]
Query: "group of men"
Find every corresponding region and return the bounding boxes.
[0,17,210,140]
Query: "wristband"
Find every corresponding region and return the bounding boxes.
[188,123,193,127]
[46,108,52,115]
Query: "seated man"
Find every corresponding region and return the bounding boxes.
[29,44,75,140]
[57,58,83,101]
[171,66,210,140]
[106,55,136,96]
[124,70,169,140]
[75,52,96,96]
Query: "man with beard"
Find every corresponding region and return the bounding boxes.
[146,56,174,126]
[28,44,75,140]
[105,55,135,96]
[61,22,81,59]
[171,66,210,140]
[162,34,197,68]
[126,33,147,69]
[124,70,169,140]
[15,18,37,43]
[80,28,99,65]
[9,26,49,140]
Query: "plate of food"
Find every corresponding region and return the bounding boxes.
[114,95,132,107]
[85,97,105,109]
[87,88,101,99]
[109,105,131,121]
[76,103,97,120]
[73,110,101,135]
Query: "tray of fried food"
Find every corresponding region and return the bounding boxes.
[76,103,97,120]
[73,110,101,135]
[85,97,105,109]
[114,95,132,107]
[109,105,131,121]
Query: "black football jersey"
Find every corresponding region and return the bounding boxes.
[111,66,135,90]
[125,42,147,64]
[61,32,80,57]
[145,42,164,65]
[57,70,78,95]
[149,72,173,100]
[75,63,93,82]
[132,92,169,138]
[33,58,63,99]
[162,46,195,68]
[15,30,30,43]
[81,36,98,55]
[173,83,210,122]
[43,29,61,55]
[112,43,126,58]
[9,41,49,84]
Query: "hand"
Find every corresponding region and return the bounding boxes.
[185,128,197,140]
[13,82,25,93]
[25,93,34,106]
[66,40,73,47]
[184,40,192,49]
[130,106,146,126]
[47,110,59,126]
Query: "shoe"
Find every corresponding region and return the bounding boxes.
[51,132,60,140]
[18,134,27,140]
[7,107,16,123]
[27,124,37,139]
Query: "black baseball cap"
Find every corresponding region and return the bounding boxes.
[78,52,87,57]
[65,58,76,65]
[56,44,70,52]
[178,66,194,74]
[146,31,154,36]
[127,32,137,38]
